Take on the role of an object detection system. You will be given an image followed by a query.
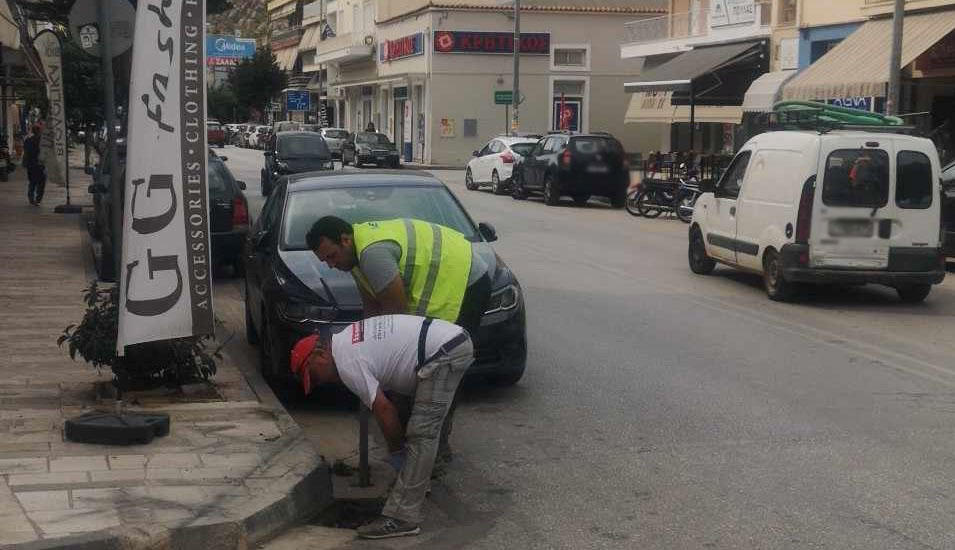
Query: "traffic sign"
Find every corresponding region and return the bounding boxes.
[286,90,310,112]
[494,91,512,105]
[68,0,135,59]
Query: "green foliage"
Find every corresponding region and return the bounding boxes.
[229,46,287,120]
[62,39,103,126]
[207,84,243,124]
[58,282,223,391]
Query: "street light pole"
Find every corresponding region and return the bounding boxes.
[511,0,520,134]
[99,0,121,280]
[887,0,904,115]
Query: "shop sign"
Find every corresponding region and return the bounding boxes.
[915,30,955,72]
[710,0,756,28]
[380,33,424,63]
[206,35,256,66]
[432,31,550,55]
[824,96,875,112]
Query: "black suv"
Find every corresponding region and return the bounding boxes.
[512,132,629,207]
[87,148,250,280]
[261,131,333,196]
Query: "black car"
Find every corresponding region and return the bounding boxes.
[87,148,250,280]
[261,131,334,197]
[513,132,629,207]
[342,132,401,168]
[941,160,955,257]
[243,170,526,389]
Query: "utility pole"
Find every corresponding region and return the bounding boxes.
[511,0,520,134]
[886,0,904,115]
[99,0,121,279]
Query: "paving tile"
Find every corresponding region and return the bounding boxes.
[0,512,38,543]
[199,452,261,468]
[0,457,47,474]
[7,472,88,487]
[107,454,146,470]
[15,490,70,511]
[49,456,108,472]
[90,469,147,483]
[118,505,196,524]
[71,488,128,510]
[31,508,121,534]
[146,453,201,468]
[146,466,253,481]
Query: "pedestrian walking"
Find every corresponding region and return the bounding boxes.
[23,124,45,206]
[290,314,473,539]
[365,121,376,132]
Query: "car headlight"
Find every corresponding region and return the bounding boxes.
[324,161,334,169]
[276,161,289,173]
[484,284,520,315]
[278,300,338,323]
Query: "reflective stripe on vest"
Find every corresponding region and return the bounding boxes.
[352,219,472,322]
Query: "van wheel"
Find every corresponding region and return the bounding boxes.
[763,249,795,302]
[688,227,716,275]
[896,284,931,303]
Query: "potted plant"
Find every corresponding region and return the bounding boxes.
[59,282,222,394]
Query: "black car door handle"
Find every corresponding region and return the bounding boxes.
[730,206,736,216]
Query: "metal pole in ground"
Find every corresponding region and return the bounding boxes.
[511,0,520,133]
[886,0,904,115]
[358,406,371,487]
[99,0,121,279]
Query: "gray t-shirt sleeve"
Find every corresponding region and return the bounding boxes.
[359,241,403,293]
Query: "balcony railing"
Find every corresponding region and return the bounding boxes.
[625,1,773,45]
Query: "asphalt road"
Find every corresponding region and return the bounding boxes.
[217,145,955,549]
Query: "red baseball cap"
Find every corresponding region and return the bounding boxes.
[290,334,321,395]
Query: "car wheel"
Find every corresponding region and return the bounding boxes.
[491,171,505,195]
[610,188,628,209]
[625,189,643,217]
[512,173,527,200]
[763,248,795,302]
[688,226,716,275]
[897,283,931,303]
[572,194,590,206]
[244,287,259,346]
[543,174,559,206]
[488,365,525,387]
[465,168,478,191]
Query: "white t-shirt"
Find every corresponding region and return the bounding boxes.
[332,314,465,409]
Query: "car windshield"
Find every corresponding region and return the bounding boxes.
[572,137,622,154]
[510,143,537,156]
[282,185,479,250]
[207,160,234,197]
[356,133,390,145]
[278,136,330,157]
[324,130,349,138]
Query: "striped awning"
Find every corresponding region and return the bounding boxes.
[742,70,795,112]
[275,47,297,71]
[299,23,321,53]
[625,91,743,124]
[783,10,955,100]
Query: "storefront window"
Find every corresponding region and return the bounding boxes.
[778,0,796,26]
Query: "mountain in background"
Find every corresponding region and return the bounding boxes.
[208,0,269,45]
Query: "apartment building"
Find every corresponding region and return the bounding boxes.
[306,0,665,165]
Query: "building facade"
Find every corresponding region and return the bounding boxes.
[311,0,665,165]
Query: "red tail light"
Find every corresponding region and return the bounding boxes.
[232,197,249,227]
[561,149,572,167]
[501,152,515,164]
[795,175,816,244]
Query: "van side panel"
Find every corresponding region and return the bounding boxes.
[736,148,813,271]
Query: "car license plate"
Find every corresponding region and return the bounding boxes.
[829,219,873,238]
[587,164,608,173]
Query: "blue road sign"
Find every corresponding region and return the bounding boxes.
[286,90,310,112]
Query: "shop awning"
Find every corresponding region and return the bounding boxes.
[783,10,955,100]
[299,24,321,54]
[742,70,795,112]
[0,1,20,50]
[275,47,297,71]
[624,41,763,94]
[625,92,743,124]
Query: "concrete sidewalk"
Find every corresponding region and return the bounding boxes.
[0,154,331,549]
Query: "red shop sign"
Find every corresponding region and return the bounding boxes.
[432,31,551,55]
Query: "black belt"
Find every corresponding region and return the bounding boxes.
[416,318,470,372]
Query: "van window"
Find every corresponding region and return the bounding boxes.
[896,150,933,209]
[717,151,751,199]
[822,149,889,208]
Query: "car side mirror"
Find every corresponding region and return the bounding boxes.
[236,180,247,190]
[478,222,498,242]
[87,183,107,194]
[472,150,480,157]
[699,180,716,194]
[219,156,228,162]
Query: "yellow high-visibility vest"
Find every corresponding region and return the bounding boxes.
[352,219,472,322]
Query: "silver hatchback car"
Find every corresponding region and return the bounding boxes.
[320,127,350,160]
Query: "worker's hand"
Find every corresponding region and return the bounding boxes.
[387,449,407,472]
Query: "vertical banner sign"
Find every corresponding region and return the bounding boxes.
[34,31,67,186]
[117,0,214,351]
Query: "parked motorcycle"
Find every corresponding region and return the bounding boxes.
[632,162,701,223]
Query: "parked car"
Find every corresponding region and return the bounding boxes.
[261,131,334,196]
[207,120,226,148]
[243,170,526,389]
[466,136,540,195]
[320,127,350,160]
[689,130,945,302]
[251,126,273,150]
[512,132,629,207]
[940,160,955,259]
[342,132,401,167]
[86,146,250,280]
[273,121,302,133]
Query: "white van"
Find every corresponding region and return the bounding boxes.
[688,130,945,302]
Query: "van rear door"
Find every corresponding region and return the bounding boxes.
[810,138,895,270]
